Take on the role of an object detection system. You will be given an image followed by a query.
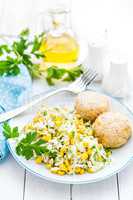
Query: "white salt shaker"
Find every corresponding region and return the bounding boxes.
[88,38,108,81]
[102,55,128,98]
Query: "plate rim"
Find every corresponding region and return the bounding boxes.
[7,91,133,184]
[7,141,133,184]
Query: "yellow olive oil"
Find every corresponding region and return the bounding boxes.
[40,33,79,63]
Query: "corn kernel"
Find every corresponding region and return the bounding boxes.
[88,129,93,136]
[55,121,62,127]
[59,163,67,172]
[79,168,84,174]
[75,167,85,174]
[57,170,65,175]
[70,138,74,145]
[81,152,88,160]
[67,166,72,173]
[68,132,72,138]
[42,134,51,142]
[87,149,92,155]
[24,124,33,131]
[37,131,44,137]
[87,168,94,173]
[97,155,103,161]
[75,167,81,174]
[64,159,69,167]
[35,156,43,164]
[56,116,62,121]
[60,147,66,156]
[45,163,51,169]
[33,115,44,123]
[83,142,89,148]
[51,168,59,174]
[77,151,81,156]
[55,116,62,127]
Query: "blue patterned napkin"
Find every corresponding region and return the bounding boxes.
[0,64,32,161]
[0,106,9,160]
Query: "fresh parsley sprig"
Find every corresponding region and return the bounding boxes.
[0,44,11,56]
[0,28,83,85]
[45,65,83,85]
[12,29,45,77]
[16,132,57,160]
[3,122,19,139]
[0,28,45,77]
[3,122,57,160]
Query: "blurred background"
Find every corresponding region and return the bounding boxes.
[0,0,132,72]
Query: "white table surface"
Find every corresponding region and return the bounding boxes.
[0,78,133,200]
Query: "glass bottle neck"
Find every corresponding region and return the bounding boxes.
[48,8,71,36]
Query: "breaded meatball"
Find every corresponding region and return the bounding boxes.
[93,112,132,148]
[75,91,110,122]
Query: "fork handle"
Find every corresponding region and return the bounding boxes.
[120,100,133,115]
[0,87,68,123]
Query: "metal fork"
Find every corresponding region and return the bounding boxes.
[0,67,98,122]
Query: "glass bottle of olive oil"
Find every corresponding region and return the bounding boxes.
[40,8,79,64]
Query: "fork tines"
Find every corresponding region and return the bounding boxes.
[81,67,98,87]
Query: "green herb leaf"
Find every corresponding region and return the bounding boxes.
[46,77,54,85]
[16,132,57,160]
[22,54,32,66]
[0,57,20,76]
[33,52,44,58]
[3,122,19,139]
[20,28,30,37]
[0,45,11,56]
[12,37,28,56]
[12,127,19,138]
[31,33,45,59]
[45,65,83,85]
[2,122,11,139]
[43,111,47,116]
[31,36,41,53]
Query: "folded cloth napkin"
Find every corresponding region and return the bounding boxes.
[0,64,32,161]
[0,64,32,111]
[0,106,9,160]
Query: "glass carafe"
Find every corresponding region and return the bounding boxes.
[39,7,80,64]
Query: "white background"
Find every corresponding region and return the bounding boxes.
[0,0,133,51]
[0,0,133,72]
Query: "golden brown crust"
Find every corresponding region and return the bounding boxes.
[93,112,132,148]
[75,91,110,122]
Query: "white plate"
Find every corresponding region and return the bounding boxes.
[8,91,133,184]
